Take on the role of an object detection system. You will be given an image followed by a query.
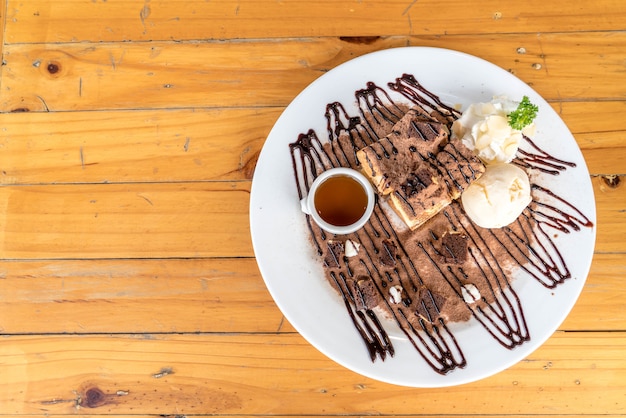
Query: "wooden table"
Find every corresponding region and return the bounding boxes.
[0,1,624,416]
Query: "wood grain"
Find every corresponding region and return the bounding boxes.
[0,108,273,184]
[593,176,626,254]
[5,0,626,43]
[2,32,626,113]
[0,333,623,415]
[0,0,624,417]
[562,253,626,330]
[0,258,285,334]
[0,182,253,259]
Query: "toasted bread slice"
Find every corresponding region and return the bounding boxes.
[357,109,449,195]
[433,138,486,199]
[357,109,483,231]
[387,167,453,230]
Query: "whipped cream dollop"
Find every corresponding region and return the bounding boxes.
[461,163,532,228]
[452,97,536,164]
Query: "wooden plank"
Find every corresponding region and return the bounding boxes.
[5,0,626,43]
[557,100,626,140]
[7,416,626,418]
[2,33,626,112]
[561,253,626,331]
[0,182,253,259]
[0,0,5,48]
[593,175,626,254]
[0,258,287,334]
[0,332,623,415]
[0,0,6,94]
[0,108,277,184]
[0,103,623,186]
[0,253,622,335]
[583,148,626,177]
[0,38,345,112]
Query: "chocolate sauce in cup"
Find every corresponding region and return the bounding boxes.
[300,168,375,235]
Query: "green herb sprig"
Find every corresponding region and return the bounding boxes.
[508,96,539,130]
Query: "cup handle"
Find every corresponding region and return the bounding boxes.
[300,197,311,215]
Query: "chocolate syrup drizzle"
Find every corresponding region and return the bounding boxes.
[515,136,577,175]
[289,74,594,375]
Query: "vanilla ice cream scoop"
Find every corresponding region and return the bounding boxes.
[461,163,532,228]
[452,97,536,164]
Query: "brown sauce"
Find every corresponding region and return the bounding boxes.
[314,175,368,226]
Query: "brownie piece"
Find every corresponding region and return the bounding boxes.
[324,240,344,268]
[348,277,381,311]
[440,232,469,264]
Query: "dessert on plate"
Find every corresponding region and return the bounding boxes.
[289,74,593,375]
[356,108,486,230]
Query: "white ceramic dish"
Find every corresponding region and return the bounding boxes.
[249,47,596,387]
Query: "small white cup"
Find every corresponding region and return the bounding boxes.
[300,167,375,235]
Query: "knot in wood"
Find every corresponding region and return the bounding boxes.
[47,62,60,74]
[83,387,107,408]
[44,60,64,78]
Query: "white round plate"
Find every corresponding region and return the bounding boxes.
[249,47,596,387]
